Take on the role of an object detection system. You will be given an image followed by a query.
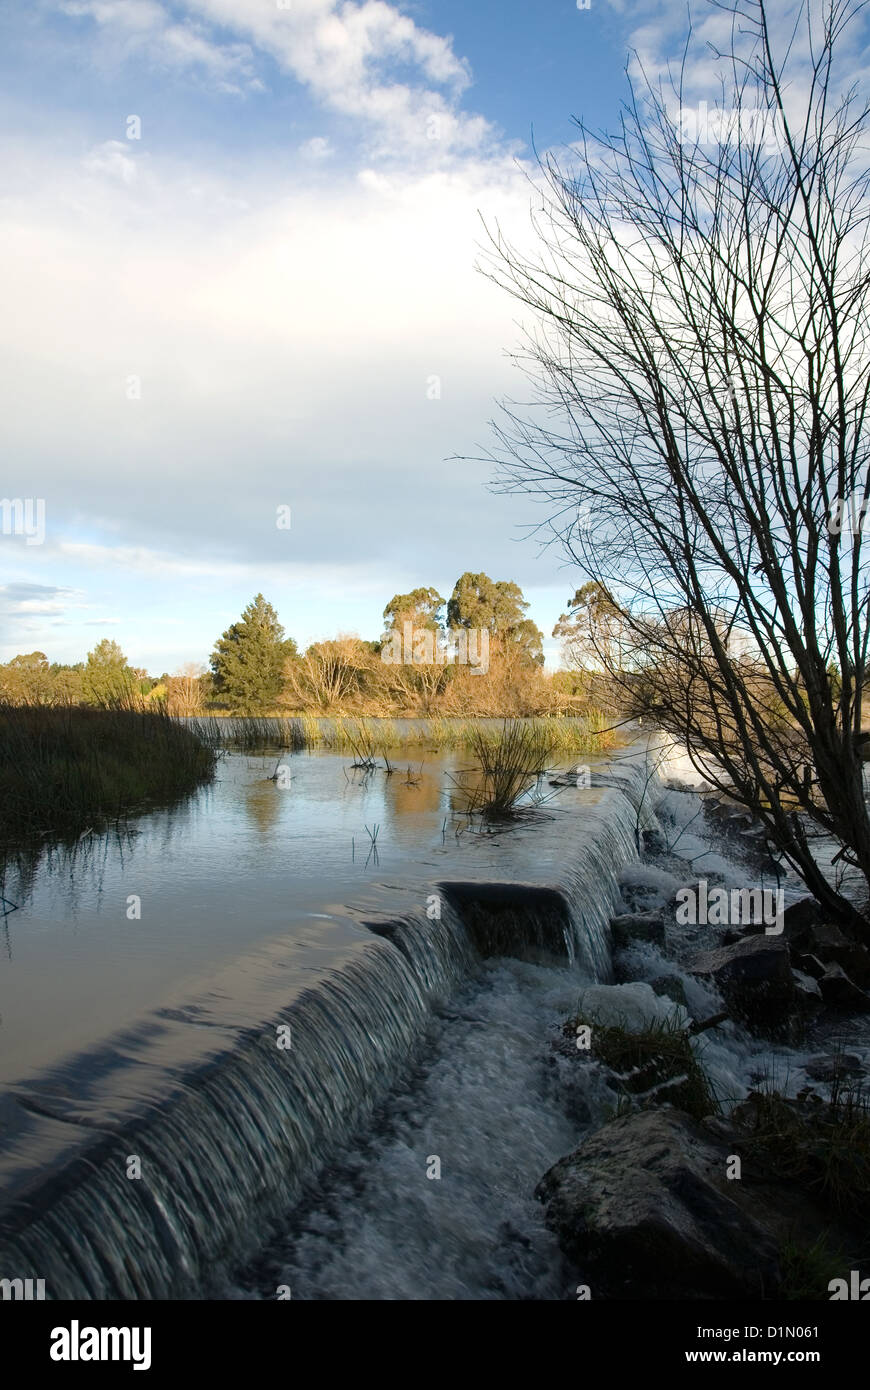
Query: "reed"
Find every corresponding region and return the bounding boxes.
[0,703,217,846]
[454,719,559,821]
[190,716,308,751]
[424,713,615,754]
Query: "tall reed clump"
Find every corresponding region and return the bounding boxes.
[425,714,615,754]
[0,703,218,846]
[457,719,558,821]
[223,716,307,751]
[187,716,308,751]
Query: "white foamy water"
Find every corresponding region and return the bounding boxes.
[220,956,610,1301]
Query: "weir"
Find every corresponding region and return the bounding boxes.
[0,741,665,1300]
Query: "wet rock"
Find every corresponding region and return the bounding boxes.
[770,903,870,985]
[791,970,824,1025]
[687,935,794,1036]
[650,975,688,1008]
[812,929,870,989]
[818,963,870,1012]
[667,873,725,914]
[782,897,825,941]
[805,1053,865,1083]
[796,953,827,980]
[610,912,665,950]
[535,1109,782,1299]
[641,828,668,856]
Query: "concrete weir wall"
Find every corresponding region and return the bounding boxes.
[0,739,666,1300]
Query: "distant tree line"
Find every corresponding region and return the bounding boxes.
[0,573,612,717]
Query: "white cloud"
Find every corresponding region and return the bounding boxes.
[83,139,139,184]
[61,0,261,94]
[61,0,497,155]
[299,135,333,161]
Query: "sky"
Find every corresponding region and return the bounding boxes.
[0,0,840,672]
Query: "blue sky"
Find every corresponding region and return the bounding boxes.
[0,0,782,672]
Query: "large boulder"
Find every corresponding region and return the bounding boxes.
[535,1109,782,1298]
[687,935,794,1036]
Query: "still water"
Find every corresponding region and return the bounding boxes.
[0,746,600,1085]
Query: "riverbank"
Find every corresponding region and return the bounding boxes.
[0,704,218,847]
[537,754,870,1298]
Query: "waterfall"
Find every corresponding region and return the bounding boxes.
[0,748,662,1300]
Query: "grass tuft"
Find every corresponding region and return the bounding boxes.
[565,1010,719,1122]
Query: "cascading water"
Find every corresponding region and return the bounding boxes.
[0,747,664,1300]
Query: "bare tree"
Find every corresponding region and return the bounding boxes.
[284,637,375,713]
[165,663,206,717]
[477,0,870,928]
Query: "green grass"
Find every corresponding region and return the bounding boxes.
[778,1233,846,1300]
[734,1084,870,1222]
[566,1011,719,1121]
[0,704,218,846]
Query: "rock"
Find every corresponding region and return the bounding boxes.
[792,968,822,996]
[641,828,668,856]
[796,953,827,980]
[810,928,870,989]
[535,1109,782,1298]
[649,975,688,1008]
[791,970,824,1025]
[610,912,665,950]
[687,935,794,1036]
[782,897,825,945]
[667,873,725,914]
[775,908,870,984]
[617,876,672,914]
[805,1053,865,1084]
[817,963,870,1012]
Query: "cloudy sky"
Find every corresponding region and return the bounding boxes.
[0,0,825,672]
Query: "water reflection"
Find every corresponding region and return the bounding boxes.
[382,761,443,819]
[244,776,285,835]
